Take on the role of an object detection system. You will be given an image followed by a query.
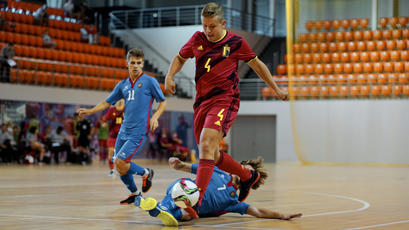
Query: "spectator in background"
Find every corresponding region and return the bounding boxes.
[0,123,16,163]
[63,0,74,18]
[0,42,16,82]
[80,25,88,43]
[25,114,40,135]
[176,115,189,147]
[87,24,98,44]
[50,126,71,164]
[26,126,45,164]
[42,30,57,49]
[33,5,49,26]
[96,119,109,163]
[76,115,92,165]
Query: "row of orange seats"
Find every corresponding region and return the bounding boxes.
[7,1,65,17]
[17,59,128,79]
[294,39,408,53]
[10,69,119,91]
[1,10,81,32]
[380,17,409,29]
[305,18,369,31]
[1,30,123,57]
[299,29,409,43]
[9,69,165,93]
[10,44,126,68]
[288,50,409,64]
[274,73,409,85]
[277,62,409,75]
[262,85,409,99]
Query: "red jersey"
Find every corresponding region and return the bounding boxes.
[179,31,256,109]
[103,106,124,138]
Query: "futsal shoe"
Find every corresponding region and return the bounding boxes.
[142,168,154,193]
[238,170,260,202]
[139,197,178,227]
[120,192,141,205]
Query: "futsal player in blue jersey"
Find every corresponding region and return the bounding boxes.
[77,48,167,204]
[135,157,302,226]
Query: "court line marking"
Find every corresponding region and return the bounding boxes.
[345,219,409,230]
[208,190,370,227]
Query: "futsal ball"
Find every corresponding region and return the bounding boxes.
[171,179,199,209]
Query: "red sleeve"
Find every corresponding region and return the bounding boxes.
[234,38,257,62]
[103,107,113,121]
[178,32,199,59]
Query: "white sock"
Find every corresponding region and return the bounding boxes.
[143,168,149,176]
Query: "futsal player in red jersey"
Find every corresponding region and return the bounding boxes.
[165,2,288,208]
[103,99,124,176]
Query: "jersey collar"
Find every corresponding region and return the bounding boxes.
[129,72,144,88]
[209,30,227,44]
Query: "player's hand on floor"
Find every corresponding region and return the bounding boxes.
[281,213,302,220]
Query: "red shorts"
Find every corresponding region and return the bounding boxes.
[193,98,239,144]
[107,137,117,148]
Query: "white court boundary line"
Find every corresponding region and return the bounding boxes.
[0,190,370,229]
[345,219,409,230]
[208,190,370,227]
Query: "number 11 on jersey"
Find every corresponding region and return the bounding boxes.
[127,90,135,101]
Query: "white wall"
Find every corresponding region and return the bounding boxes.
[239,99,409,164]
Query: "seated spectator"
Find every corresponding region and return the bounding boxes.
[0,42,16,82]
[26,126,45,164]
[87,24,98,44]
[170,131,196,162]
[63,0,74,18]
[50,126,71,164]
[33,5,48,26]
[80,25,88,43]
[0,15,15,31]
[0,123,17,163]
[42,30,56,48]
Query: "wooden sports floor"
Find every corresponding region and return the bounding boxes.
[1,160,409,230]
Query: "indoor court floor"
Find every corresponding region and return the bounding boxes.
[1,160,409,230]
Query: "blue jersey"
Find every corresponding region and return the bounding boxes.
[105,74,165,137]
[159,165,250,220]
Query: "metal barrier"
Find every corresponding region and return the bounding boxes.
[110,5,276,37]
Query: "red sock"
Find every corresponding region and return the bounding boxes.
[108,159,114,170]
[196,159,214,205]
[216,151,251,181]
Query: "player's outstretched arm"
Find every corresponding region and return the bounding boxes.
[246,206,302,220]
[168,157,192,173]
[150,100,167,133]
[165,56,186,94]
[248,58,288,101]
[77,101,111,118]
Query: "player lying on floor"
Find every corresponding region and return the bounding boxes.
[134,157,302,226]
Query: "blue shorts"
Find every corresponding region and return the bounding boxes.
[114,132,146,162]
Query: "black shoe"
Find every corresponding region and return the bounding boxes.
[142,168,154,193]
[120,194,137,205]
[238,170,260,202]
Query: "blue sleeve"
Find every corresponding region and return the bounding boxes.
[191,163,198,174]
[150,79,166,102]
[224,202,250,215]
[105,81,123,105]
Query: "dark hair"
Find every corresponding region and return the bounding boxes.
[29,126,37,134]
[126,48,144,62]
[241,157,268,190]
[201,2,224,21]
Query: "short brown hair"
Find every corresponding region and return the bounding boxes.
[126,48,144,61]
[201,2,224,21]
[241,157,268,190]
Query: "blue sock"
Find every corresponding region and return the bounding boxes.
[128,162,146,176]
[120,173,137,193]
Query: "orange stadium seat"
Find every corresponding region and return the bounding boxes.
[343,63,353,74]
[344,31,353,41]
[392,85,402,97]
[360,85,370,97]
[399,17,408,27]
[377,73,387,84]
[363,63,373,73]
[370,51,380,62]
[398,73,408,84]
[85,77,100,90]
[310,43,318,53]
[334,63,343,74]
[366,41,376,51]
[363,30,372,40]
[350,52,359,62]
[376,40,386,51]
[307,33,316,42]
[396,40,406,50]
[293,43,301,53]
[316,32,325,42]
[382,30,392,40]
[381,85,391,97]
[329,86,339,97]
[313,64,323,74]
[360,52,369,62]
[371,86,381,97]
[350,19,359,30]
[390,51,400,62]
[277,64,287,75]
[353,63,363,73]
[386,40,396,50]
[332,20,341,30]
[323,20,332,30]
[394,62,404,72]
[401,51,409,61]
[295,54,303,63]
[373,62,383,72]
[331,52,340,63]
[322,53,330,63]
[350,86,359,97]
[319,43,328,53]
[389,17,398,28]
[353,31,363,41]
[339,86,348,97]
[383,62,393,72]
[367,74,377,84]
[298,34,307,43]
[402,85,409,97]
[261,87,271,99]
[328,42,337,52]
[10,69,18,83]
[303,53,312,63]
[340,52,349,63]
[405,62,409,72]
[326,32,335,42]
[392,29,402,40]
[337,42,347,52]
[347,41,356,51]
[379,18,388,28]
[305,21,314,32]
[335,32,344,42]
[341,19,349,30]
[299,87,309,97]
[323,63,333,74]
[326,74,336,84]
[55,73,69,87]
[312,53,320,63]
[380,51,389,62]
[357,74,367,84]
[356,41,366,51]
